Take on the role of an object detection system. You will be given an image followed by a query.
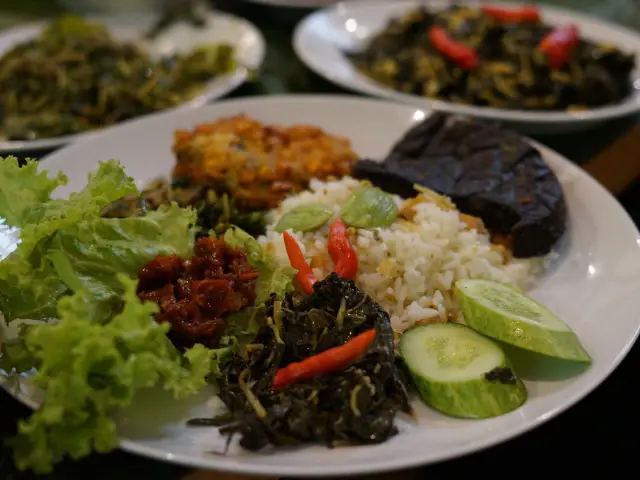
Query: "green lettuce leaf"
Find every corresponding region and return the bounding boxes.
[8,275,225,474]
[44,203,196,314]
[222,227,295,347]
[0,159,196,321]
[224,305,266,349]
[223,226,295,302]
[0,156,68,228]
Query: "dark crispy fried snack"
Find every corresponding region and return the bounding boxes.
[354,112,566,257]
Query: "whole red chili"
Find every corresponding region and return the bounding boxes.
[429,26,478,71]
[327,219,358,280]
[538,24,580,69]
[272,329,376,389]
[481,5,541,23]
[283,231,317,295]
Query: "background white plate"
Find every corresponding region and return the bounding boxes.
[5,95,640,477]
[244,0,339,7]
[293,0,640,134]
[0,12,265,153]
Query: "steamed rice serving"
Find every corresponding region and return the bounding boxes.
[259,177,543,332]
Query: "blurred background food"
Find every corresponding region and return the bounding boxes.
[348,5,635,111]
[0,14,236,141]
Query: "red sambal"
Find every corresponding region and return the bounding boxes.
[137,237,259,348]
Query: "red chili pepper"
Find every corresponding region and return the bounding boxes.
[538,24,580,69]
[327,219,358,280]
[283,231,317,295]
[429,26,478,70]
[480,4,541,23]
[272,329,376,389]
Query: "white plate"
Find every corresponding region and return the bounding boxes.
[0,12,265,153]
[5,95,640,476]
[293,0,640,134]
[244,0,339,8]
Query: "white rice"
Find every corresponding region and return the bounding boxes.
[259,177,544,333]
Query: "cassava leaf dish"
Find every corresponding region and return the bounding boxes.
[347,4,635,111]
[192,273,411,449]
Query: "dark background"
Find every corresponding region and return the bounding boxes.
[2,0,640,478]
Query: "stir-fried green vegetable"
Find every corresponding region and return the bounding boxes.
[0,16,236,141]
[189,273,411,450]
[141,178,268,238]
[348,5,635,110]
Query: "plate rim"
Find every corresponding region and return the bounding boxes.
[0,11,266,153]
[243,0,335,7]
[6,93,640,476]
[293,0,640,125]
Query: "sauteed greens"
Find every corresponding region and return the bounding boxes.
[191,273,411,449]
[0,16,235,141]
[348,5,635,110]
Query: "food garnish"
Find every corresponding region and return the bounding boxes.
[538,25,581,70]
[0,158,196,322]
[0,157,241,473]
[340,186,399,229]
[272,328,376,389]
[7,276,226,474]
[283,218,359,294]
[456,279,590,362]
[400,322,527,418]
[327,219,358,280]
[480,5,541,24]
[428,26,478,70]
[283,231,318,294]
[274,202,333,233]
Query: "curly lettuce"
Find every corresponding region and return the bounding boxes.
[223,227,295,346]
[0,160,287,473]
[8,275,232,474]
[0,158,195,322]
[0,156,68,228]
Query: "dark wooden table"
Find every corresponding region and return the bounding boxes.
[2,1,640,479]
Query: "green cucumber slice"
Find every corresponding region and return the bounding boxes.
[399,323,527,419]
[455,279,590,363]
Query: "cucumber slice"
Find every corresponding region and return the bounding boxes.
[456,279,590,363]
[399,323,527,419]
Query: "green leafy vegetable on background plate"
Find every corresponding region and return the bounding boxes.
[7,275,232,474]
[340,186,399,229]
[274,203,334,233]
[0,157,196,322]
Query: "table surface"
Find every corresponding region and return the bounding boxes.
[1,1,640,479]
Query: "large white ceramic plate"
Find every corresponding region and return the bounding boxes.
[0,12,265,153]
[4,95,640,476]
[293,0,640,134]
